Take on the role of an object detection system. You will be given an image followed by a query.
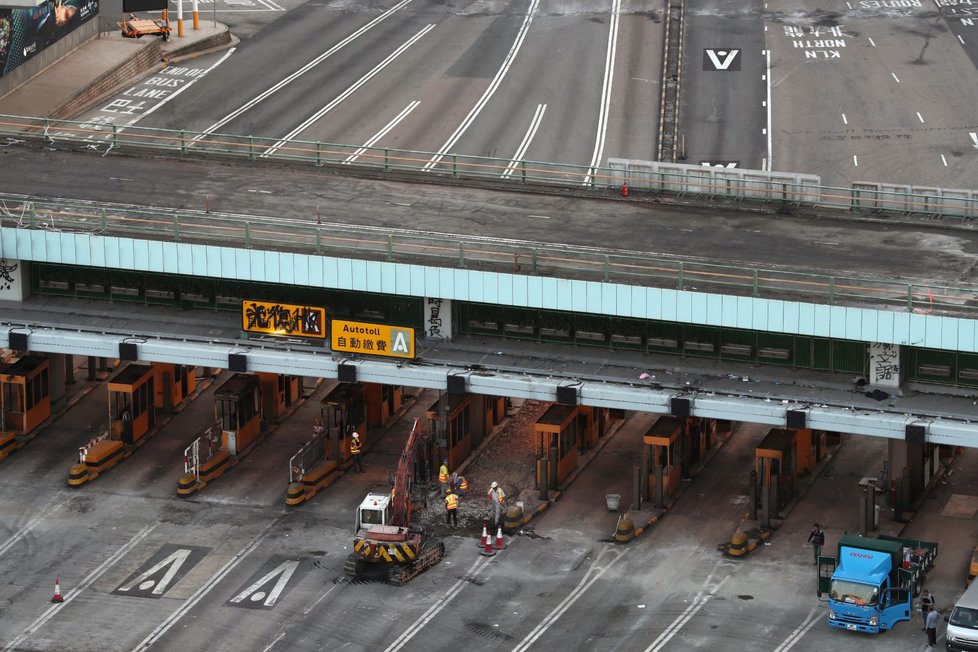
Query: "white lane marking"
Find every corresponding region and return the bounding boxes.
[846,0,852,6]
[773,606,821,652]
[344,101,421,164]
[303,583,339,616]
[502,104,547,178]
[765,47,773,171]
[262,25,435,157]
[869,37,876,46]
[917,111,925,123]
[841,113,848,125]
[511,546,627,652]
[0,495,60,558]
[853,155,859,166]
[193,0,413,142]
[528,214,551,219]
[131,520,277,652]
[892,72,901,82]
[970,132,978,149]
[384,554,494,652]
[2,525,156,652]
[643,565,730,652]
[260,632,286,652]
[582,0,622,185]
[941,154,948,166]
[423,0,540,171]
[959,34,965,45]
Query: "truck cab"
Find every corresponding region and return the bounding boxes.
[355,492,392,531]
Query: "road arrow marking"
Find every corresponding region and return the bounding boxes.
[970,132,978,149]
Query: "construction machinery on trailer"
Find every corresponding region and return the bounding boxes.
[345,417,444,586]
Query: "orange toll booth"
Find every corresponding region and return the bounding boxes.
[216,374,263,454]
[108,363,156,445]
[535,404,580,490]
[755,428,798,513]
[153,364,196,411]
[644,416,683,506]
[426,394,473,472]
[0,355,52,460]
[256,372,300,423]
[365,383,403,428]
[321,382,367,464]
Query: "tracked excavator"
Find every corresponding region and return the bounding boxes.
[344,417,444,585]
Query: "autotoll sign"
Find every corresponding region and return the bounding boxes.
[242,300,326,339]
[330,320,415,359]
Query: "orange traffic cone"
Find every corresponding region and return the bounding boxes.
[494,525,506,550]
[52,577,64,603]
[478,522,488,548]
[481,532,496,557]
[621,183,629,197]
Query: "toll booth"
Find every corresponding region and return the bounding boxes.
[755,428,798,514]
[109,363,156,446]
[0,355,52,460]
[644,416,683,506]
[427,394,475,472]
[792,428,818,477]
[154,364,196,412]
[320,382,367,465]
[573,406,608,453]
[535,404,580,490]
[365,383,403,428]
[257,372,300,423]
[474,395,507,441]
[216,374,263,455]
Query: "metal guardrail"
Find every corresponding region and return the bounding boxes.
[3,113,978,220]
[2,193,976,317]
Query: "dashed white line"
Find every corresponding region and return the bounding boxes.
[424,0,540,171]
[959,34,966,45]
[765,47,772,171]
[941,154,948,166]
[846,1,852,7]
[773,606,822,652]
[917,111,925,123]
[502,104,547,178]
[0,495,60,558]
[582,0,622,185]
[892,72,901,83]
[842,113,848,125]
[643,565,730,652]
[2,525,157,652]
[344,101,421,164]
[869,37,876,46]
[263,25,435,157]
[853,155,859,166]
[528,214,551,219]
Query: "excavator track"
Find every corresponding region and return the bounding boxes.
[388,540,445,586]
[344,553,365,578]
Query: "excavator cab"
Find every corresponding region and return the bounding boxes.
[356,492,392,531]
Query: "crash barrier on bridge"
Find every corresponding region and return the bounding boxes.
[2,194,976,319]
[1,113,977,221]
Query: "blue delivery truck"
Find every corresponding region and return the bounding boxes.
[816,534,939,633]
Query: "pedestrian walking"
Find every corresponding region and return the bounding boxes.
[350,432,363,473]
[808,524,825,564]
[444,488,459,528]
[921,589,935,630]
[438,458,450,497]
[487,481,506,529]
[925,606,940,647]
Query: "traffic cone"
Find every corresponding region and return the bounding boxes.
[478,522,488,548]
[480,532,496,557]
[621,183,629,197]
[494,525,506,550]
[51,577,64,603]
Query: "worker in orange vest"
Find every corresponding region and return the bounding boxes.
[444,487,459,528]
[452,472,469,497]
[350,432,363,473]
[438,457,450,497]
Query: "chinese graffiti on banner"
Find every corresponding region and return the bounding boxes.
[424,298,452,340]
[241,301,325,339]
[869,342,901,388]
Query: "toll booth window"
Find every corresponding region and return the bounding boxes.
[113,393,133,420]
[449,408,469,448]
[219,400,238,431]
[559,420,576,457]
[653,444,667,468]
[2,384,23,414]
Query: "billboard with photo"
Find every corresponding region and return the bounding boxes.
[0,0,99,78]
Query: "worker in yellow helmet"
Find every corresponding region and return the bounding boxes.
[438,457,450,497]
[350,432,363,473]
[444,487,459,528]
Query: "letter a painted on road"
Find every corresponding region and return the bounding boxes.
[227,556,306,610]
[703,48,741,71]
[113,544,210,599]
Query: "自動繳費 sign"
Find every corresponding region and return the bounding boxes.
[330,320,415,359]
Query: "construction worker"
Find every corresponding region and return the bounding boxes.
[350,432,363,473]
[444,487,459,528]
[452,473,469,497]
[438,457,450,497]
[487,481,505,528]
[312,418,324,437]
